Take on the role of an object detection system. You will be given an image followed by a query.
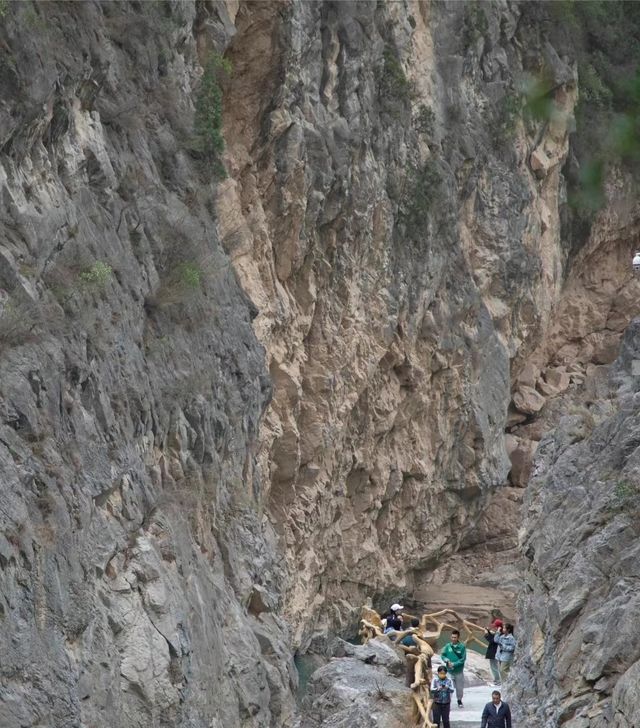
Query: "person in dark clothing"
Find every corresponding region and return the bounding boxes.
[399,618,421,650]
[480,690,512,728]
[484,618,503,685]
[430,665,454,728]
[382,603,404,633]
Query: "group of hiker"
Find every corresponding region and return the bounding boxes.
[380,604,516,728]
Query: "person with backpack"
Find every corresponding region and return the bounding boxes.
[381,603,404,634]
[440,629,467,707]
[494,623,516,681]
[398,617,421,651]
[484,618,503,685]
[430,665,454,728]
[480,690,512,728]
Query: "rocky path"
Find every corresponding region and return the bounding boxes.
[449,684,494,727]
[431,653,498,728]
[300,640,502,727]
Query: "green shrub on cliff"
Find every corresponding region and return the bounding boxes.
[494,92,522,147]
[538,0,640,225]
[399,159,442,237]
[192,52,231,178]
[79,261,112,287]
[177,262,202,289]
[579,63,613,108]
[609,479,640,512]
[414,104,435,139]
[378,45,413,116]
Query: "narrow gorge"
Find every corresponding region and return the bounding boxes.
[0,1,639,727]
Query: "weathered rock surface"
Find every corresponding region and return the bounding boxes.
[2,0,640,726]
[215,0,604,647]
[0,3,295,726]
[511,320,640,727]
[219,0,547,646]
[299,639,411,728]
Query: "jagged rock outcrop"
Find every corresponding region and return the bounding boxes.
[511,319,640,727]
[299,639,410,728]
[216,0,593,646]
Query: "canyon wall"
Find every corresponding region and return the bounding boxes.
[0,2,294,726]
[217,0,588,645]
[511,320,640,727]
[1,1,639,726]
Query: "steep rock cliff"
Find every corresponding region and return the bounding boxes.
[1,0,640,726]
[512,320,640,727]
[217,0,588,646]
[0,3,294,726]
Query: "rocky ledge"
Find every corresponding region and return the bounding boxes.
[299,636,496,728]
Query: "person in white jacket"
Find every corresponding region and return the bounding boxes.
[494,623,516,681]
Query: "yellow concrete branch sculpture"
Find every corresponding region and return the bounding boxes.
[358,604,490,727]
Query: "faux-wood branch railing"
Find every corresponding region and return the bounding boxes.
[358,606,490,727]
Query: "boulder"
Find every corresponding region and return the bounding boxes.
[337,638,406,678]
[515,362,540,389]
[530,147,552,178]
[504,433,519,457]
[507,437,538,487]
[300,639,411,728]
[538,367,570,396]
[513,386,545,415]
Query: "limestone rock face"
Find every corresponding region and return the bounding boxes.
[511,320,640,727]
[1,1,640,726]
[0,3,294,727]
[216,0,587,646]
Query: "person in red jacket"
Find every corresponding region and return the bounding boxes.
[484,618,503,685]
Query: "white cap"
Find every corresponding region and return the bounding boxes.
[390,603,404,612]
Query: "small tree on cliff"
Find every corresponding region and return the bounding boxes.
[193,52,231,178]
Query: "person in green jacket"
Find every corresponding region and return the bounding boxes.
[440,629,467,707]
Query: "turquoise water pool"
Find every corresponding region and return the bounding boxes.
[294,653,326,702]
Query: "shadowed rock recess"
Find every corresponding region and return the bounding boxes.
[1,1,639,726]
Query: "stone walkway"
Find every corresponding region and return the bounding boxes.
[449,683,494,726]
[431,652,502,727]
